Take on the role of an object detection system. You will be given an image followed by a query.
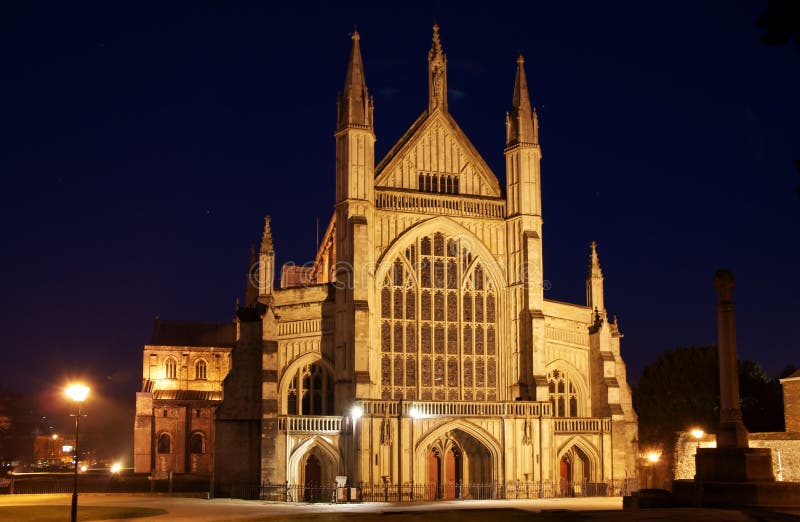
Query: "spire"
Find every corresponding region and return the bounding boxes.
[428,24,448,112]
[588,241,603,279]
[260,216,274,253]
[586,241,605,312]
[506,53,538,146]
[258,216,275,296]
[337,30,373,130]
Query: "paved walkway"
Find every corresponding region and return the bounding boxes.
[0,493,797,521]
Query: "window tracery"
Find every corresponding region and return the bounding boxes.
[286,363,334,415]
[380,232,498,401]
[547,368,580,417]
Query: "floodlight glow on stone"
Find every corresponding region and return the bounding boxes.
[350,405,363,420]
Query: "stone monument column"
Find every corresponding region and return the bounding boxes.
[713,269,749,448]
[671,273,800,507]
[693,269,774,483]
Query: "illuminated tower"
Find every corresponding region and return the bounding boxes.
[334,30,376,414]
[504,53,546,401]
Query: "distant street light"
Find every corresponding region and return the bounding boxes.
[691,428,704,450]
[644,451,660,488]
[66,384,89,522]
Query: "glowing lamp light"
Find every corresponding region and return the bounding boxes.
[62,445,73,453]
[646,451,660,463]
[350,405,363,420]
[110,462,122,474]
[52,434,59,440]
[691,428,704,440]
[409,407,422,419]
[80,465,87,473]
[66,384,89,402]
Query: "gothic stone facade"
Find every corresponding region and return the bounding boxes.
[211,26,639,495]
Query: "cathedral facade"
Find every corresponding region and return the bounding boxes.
[148,26,639,496]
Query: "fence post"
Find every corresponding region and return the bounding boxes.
[168,471,173,496]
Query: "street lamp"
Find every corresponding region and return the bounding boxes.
[644,451,660,489]
[66,384,89,522]
[691,428,704,450]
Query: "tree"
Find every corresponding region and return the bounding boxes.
[633,345,786,449]
[757,0,800,47]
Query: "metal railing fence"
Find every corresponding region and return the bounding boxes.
[230,479,639,502]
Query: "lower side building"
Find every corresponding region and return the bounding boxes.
[133,320,234,477]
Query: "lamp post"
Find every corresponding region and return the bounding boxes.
[66,384,89,522]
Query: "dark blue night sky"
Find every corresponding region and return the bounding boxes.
[1,2,798,455]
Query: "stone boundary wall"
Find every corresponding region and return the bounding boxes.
[673,430,800,482]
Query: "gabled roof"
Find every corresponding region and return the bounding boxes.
[374,108,502,196]
[151,319,236,348]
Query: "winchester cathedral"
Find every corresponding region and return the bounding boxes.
[134,26,639,497]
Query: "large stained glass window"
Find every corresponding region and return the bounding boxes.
[380,233,498,401]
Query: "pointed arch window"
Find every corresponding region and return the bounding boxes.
[286,363,334,415]
[164,358,177,380]
[547,369,580,417]
[380,232,498,401]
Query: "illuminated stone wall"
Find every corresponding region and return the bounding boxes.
[674,431,800,482]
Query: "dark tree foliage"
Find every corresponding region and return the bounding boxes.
[633,346,787,448]
[757,0,800,47]
[0,389,50,465]
[757,4,800,197]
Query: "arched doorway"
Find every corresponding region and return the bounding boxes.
[559,444,592,496]
[288,437,342,493]
[304,455,322,502]
[424,429,492,499]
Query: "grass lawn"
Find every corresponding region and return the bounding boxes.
[0,505,167,522]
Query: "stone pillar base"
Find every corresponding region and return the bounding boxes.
[695,447,774,483]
